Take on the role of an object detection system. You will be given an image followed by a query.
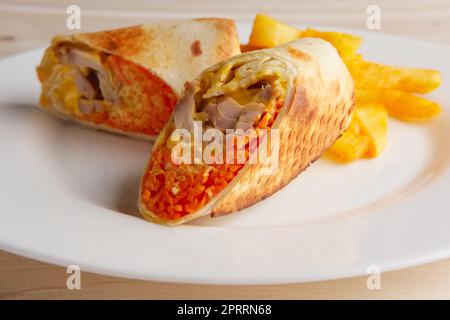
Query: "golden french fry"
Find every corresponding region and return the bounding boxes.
[346,114,362,134]
[327,119,369,161]
[248,14,362,59]
[354,86,379,103]
[248,14,300,48]
[354,104,388,157]
[348,58,441,94]
[329,103,388,161]
[246,13,442,163]
[356,87,441,121]
[300,28,362,58]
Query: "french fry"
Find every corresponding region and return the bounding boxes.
[249,14,300,48]
[354,104,388,157]
[248,14,362,59]
[327,126,369,162]
[347,57,442,94]
[300,28,362,58]
[346,114,362,134]
[329,103,388,161]
[247,13,442,163]
[356,87,441,121]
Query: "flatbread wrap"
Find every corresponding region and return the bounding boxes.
[36,19,240,140]
[138,38,354,225]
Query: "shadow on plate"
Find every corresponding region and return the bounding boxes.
[1,102,152,220]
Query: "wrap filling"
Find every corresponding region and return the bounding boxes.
[37,43,177,135]
[140,56,290,221]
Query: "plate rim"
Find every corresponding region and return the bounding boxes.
[1,22,450,284]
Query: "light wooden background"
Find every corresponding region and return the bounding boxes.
[1,0,450,299]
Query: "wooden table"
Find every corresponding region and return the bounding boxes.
[1,0,449,299]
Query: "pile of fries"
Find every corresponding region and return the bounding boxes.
[243,14,442,161]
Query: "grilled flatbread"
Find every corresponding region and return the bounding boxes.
[138,38,354,224]
[37,19,241,140]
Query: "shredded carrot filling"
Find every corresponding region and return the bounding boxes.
[140,100,284,220]
[141,147,244,220]
[98,56,177,135]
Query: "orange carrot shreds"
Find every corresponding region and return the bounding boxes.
[140,98,285,221]
[140,142,248,220]
[257,112,271,128]
[102,55,178,135]
[80,111,108,124]
[142,188,151,201]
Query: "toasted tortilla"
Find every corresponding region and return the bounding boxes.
[37,18,241,140]
[138,38,354,224]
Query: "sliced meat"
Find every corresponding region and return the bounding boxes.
[58,46,120,105]
[174,91,195,129]
[235,103,265,131]
[73,70,98,100]
[78,99,104,115]
[247,83,272,103]
[205,102,217,120]
[235,120,254,132]
[257,84,272,102]
[57,47,104,73]
[97,72,119,104]
[216,97,243,119]
[239,103,265,122]
[205,102,238,130]
[205,97,266,131]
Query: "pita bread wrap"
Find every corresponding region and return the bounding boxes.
[138,38,354,225]
[36,19,240,140]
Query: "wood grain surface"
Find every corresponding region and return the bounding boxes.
[1,251,450,299]
[0,0,449,299]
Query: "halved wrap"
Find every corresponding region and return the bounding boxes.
[138,38,354,225]
[36,19,240,140]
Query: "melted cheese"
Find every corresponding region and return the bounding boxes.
[197,56,289,121]
[39,46,104,116]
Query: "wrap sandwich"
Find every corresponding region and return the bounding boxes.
[36,19,240,140]
[138,38,354,225]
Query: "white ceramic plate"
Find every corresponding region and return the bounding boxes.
[0,22,449,284]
